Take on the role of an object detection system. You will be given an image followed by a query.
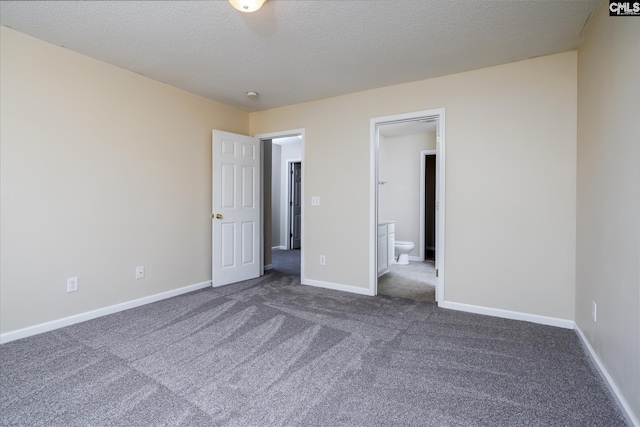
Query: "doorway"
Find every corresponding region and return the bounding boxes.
[258,130,305,278]
[369,109,445,302]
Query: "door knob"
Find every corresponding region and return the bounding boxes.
[215,213,223,219]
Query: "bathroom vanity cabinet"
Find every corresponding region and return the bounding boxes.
[377,221,395,277]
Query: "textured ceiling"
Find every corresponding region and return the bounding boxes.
[0,0,600,112]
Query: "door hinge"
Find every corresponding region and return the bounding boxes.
[436,269,439,278]
[436,201,440,211]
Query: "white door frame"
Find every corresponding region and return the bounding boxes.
[369,109,446,301]
[256,129,305,279]
[419,149,437,262]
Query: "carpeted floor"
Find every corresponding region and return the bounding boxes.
[0,270,627,426]
[271,248,301,276]
[378,259,436,302]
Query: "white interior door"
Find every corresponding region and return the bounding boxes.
[212,130,261,287]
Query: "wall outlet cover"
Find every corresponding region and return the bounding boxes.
[67,277,79,293]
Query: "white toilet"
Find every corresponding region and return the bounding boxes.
[394,241,415,265]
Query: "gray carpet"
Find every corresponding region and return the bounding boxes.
[271,248,301,276]
[0,271,627,426]
[378,260,436,302]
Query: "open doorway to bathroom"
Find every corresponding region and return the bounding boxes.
[370,109,445,303]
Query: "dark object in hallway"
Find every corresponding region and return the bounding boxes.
[425,153,436,260]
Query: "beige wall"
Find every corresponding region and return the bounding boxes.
[379,131,436,255]
[576,3,640,421]
[251,51,577,321]
[0,27,249,333]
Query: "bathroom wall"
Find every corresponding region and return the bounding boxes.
[379,131,437,258]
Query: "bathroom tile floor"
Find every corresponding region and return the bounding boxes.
[377,259,436,302]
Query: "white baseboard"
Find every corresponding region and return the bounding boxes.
[409,255,422,261]
[575,324,639,427]
[0,280,212,345]
[271,246,286,250]
[264,264,273,271]
[438,300,574,329]
[302,278,374,296]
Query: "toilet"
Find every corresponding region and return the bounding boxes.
[394,241,415,265]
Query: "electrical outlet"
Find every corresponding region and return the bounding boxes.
[592,301,597,322]
[320,255,326,265]
[311,196,320,206]
[67,277,78,293]
[136,266,145,279]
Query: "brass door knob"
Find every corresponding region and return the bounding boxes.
[215,213,223,219]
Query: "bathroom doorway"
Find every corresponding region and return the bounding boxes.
[370,109,445,303]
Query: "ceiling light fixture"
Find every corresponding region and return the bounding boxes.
[246,91,259,98]
[229,0,266,13]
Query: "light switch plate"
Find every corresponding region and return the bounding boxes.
[311,196,320,206]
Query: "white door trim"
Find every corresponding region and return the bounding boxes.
[256,129,305,280]
[370,109,446,301]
